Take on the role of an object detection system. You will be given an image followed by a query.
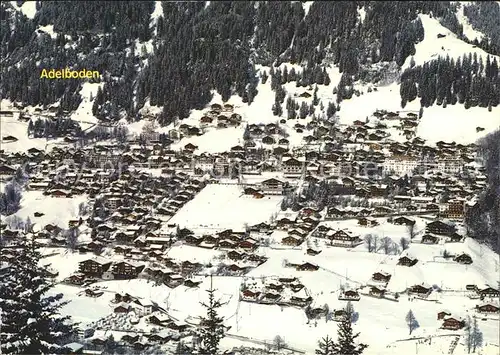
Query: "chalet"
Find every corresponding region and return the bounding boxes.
[276,215,297,229]
[369,286,386,298]
[112,261,145,279]
[426,220,455,236]
[219,239,237,249]
[437,311,451,320]
[357,217,379,227]
[409,284,432,297]
[0,164,16,176]
[177,277,200,288]
[200,234,218,248]
[79,257,112,277]
[393,216,415,226]
[238,238,258,250]
[306,248,322,256]
[333,309,348,322]
[372,272,391,283]
[261,292,281,303]
[247,254,267,265]
[281,235,303,246]
[421,234,439,244]
[85,288,104,298]
[241,289,261,301]
[282,157,303,175]
[327,229,361,248]
[63,342,84,354]
[249,222,271,233]
[147,313,171,327]
[223,103,234,112]
[289,227,309,239]
[454,253,472,265]
[2,135,18,142]
[133,339,151,351]
[442,317,465,330]
[185,234,203,245]
[225,263,247,274]
[398,255,418,267]
[296,262,319,271]
[262,135,275,145]
[327,207,345,218]
[476,303,500,314]
[211,103,222,112]
[244,187,260,195]
[448,232,464,243]
[479,286,500,298]
[121,334,140,344]
[446,199,465,220]
[166,274,184,288]
[181,261,202,273]
[131,299,154,316]
[290,295,313,307]
[260,178,284,195]
[339,290,360,301]
[184,143,198,152]
[114,302,131,313]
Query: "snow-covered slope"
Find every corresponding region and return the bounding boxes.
[9,0,37,19]
[455,2,485,42]
[402,14,499,70]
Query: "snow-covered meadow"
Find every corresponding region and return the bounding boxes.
[168,184,282,231]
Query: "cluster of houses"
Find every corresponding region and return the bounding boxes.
[367,271,393,299]
[72,254,209,288]
[240,276,313,308]
[274,209,321,246]
[199,103,242,129]
[2,101,499,354]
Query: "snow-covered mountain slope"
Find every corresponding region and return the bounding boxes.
[162,8,499,153]
[9,0,37,19]
[402,13,500,70]
[455,2,485,42]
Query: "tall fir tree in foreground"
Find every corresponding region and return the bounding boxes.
[198,275,226,355]
[331,305,368,355]
[0,238,78,354]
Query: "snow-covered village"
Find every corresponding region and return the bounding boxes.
[1,1,499,355]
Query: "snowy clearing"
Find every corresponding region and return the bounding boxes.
[168,184,282,230]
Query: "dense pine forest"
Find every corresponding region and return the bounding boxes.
[1,1,500,125]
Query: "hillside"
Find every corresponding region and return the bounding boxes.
[1,1,499,130]
[1,2,499,355]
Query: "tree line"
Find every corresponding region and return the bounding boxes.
[400,54,500,110]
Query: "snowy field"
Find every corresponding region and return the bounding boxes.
[5,191,87,229]
[0,110,63,153]
[171,126,245,154]
[70,82,102,130]
[49,260,500,354]
[43,228,499,354]
[168,184,282,230]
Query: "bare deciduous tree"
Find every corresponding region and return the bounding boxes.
[380,237,392,254]
[273,335,286,351]
[407,223,416,240]
[400,237,410,251]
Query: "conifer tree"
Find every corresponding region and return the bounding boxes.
[0,238,78,354]
[316,335,335,355]
[331,305,367,355]
[198,276,226,355]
